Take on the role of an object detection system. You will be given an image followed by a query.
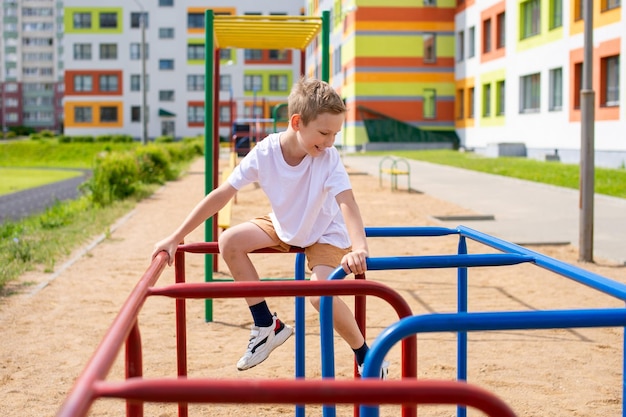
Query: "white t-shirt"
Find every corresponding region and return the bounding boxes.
[228,132,352,249]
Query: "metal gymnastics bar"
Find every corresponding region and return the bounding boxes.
[316,226,626,417]
[203,10,330,322]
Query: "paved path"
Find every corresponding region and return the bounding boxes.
[0,170,90,224]
[343,155,626,265]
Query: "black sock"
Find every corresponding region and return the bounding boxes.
[353,342,369,366]
[249,301,273,327]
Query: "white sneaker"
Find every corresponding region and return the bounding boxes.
[237,313,294,371]
[358,360,389,379]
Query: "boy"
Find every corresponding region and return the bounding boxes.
[153,78,386,377]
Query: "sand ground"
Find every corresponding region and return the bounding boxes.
[1,156,625,417]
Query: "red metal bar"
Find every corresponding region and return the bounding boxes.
[174,247,188,417]
[56,252,169,417]
[149,280,417,380]
[125,322,143,417]
[95,378,517,417]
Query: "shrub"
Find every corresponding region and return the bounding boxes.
[155,135,175,143]
[135,145,175,184]
[85,152,140,206]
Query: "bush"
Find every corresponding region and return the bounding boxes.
[85,152,140,206]
[135,145,175,184]
[155,135,175,143]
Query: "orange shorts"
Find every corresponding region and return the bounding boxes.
[250,215,350,271]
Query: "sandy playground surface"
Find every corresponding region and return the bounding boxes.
[1,156,626,417]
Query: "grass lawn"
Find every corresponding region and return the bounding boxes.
[363,149,626,199]
[0,168,83,196]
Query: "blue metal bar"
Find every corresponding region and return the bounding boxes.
[294,252,306,417]
[365,226,458,238]
[366,254,533,270]
[457,225,626,300]
[361,308,626,417]
[456,236,468,417]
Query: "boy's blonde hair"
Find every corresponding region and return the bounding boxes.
[288,78,346,125]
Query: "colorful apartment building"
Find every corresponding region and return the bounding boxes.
[61,0,303,141]
[309,0,459,151]
[455,0,624,168]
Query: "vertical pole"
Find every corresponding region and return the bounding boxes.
[579,0,595,262]
[321,11,330,82]
[140,12,148,144]
[457,236,468,417]
[204,10,215,322]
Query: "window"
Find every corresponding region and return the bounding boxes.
[188,105,204,123]
[549,67,563,111]
[131,74,148,92]
[219,74,231,92]
[159,59,174,70]
[573,62,583,108]
[574,0,583,20]
[73,12,91,29]
[468,87,475,118]
[269,50,288,60]
[130,12,148,28]
[99,12,118,29]
[99,75,119,92]
[423,89,436,118]
[130,43,149,60]
[520,73,541,113]
[73,44,91,60]
[602,55,620,106]
[496,12,506,49]
[468,26,476,58]
[159,28,174,39]
[74,75,92,92]
[220,49,232,60]
[75,106,92,122]
[521,0,540,39]
[99,44,117,60]
[159,90,175,101]
[244,104,264,118]
[188,13,204,29]
[602,0,620,11]
[188,75,205,91]
[457,30,465,62]
[187,44,204,60]
[269,75,288,92]
[457,89,465,119]
[424,0,436,5]
[244,75,263,92]
[131,74,141,91]
[219,105,231,123]
[482,19,492,53]
[131,106,141,122]
[482,83,491,116]
[245,49,263,60]
[496,80,505,115]
[100,106,118,122]
[159,0,174,6]
[423,34,436,63]
[549,0,563,29]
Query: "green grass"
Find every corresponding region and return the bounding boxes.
[0,140,136,169]
[363,149,626,199]
[0,138,200,293]
[0,168,83,196]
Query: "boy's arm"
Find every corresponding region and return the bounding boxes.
[152,182,238,265]
[336,189,369,275]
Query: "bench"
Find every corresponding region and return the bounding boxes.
[378,156,411,192]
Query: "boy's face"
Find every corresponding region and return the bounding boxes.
[295,112,345,157]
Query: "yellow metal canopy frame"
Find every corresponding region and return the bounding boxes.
[212,14,323,50]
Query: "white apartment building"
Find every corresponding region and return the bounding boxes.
[1,0,64,133]
[455,0,625,168]
[62,0,304,141]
